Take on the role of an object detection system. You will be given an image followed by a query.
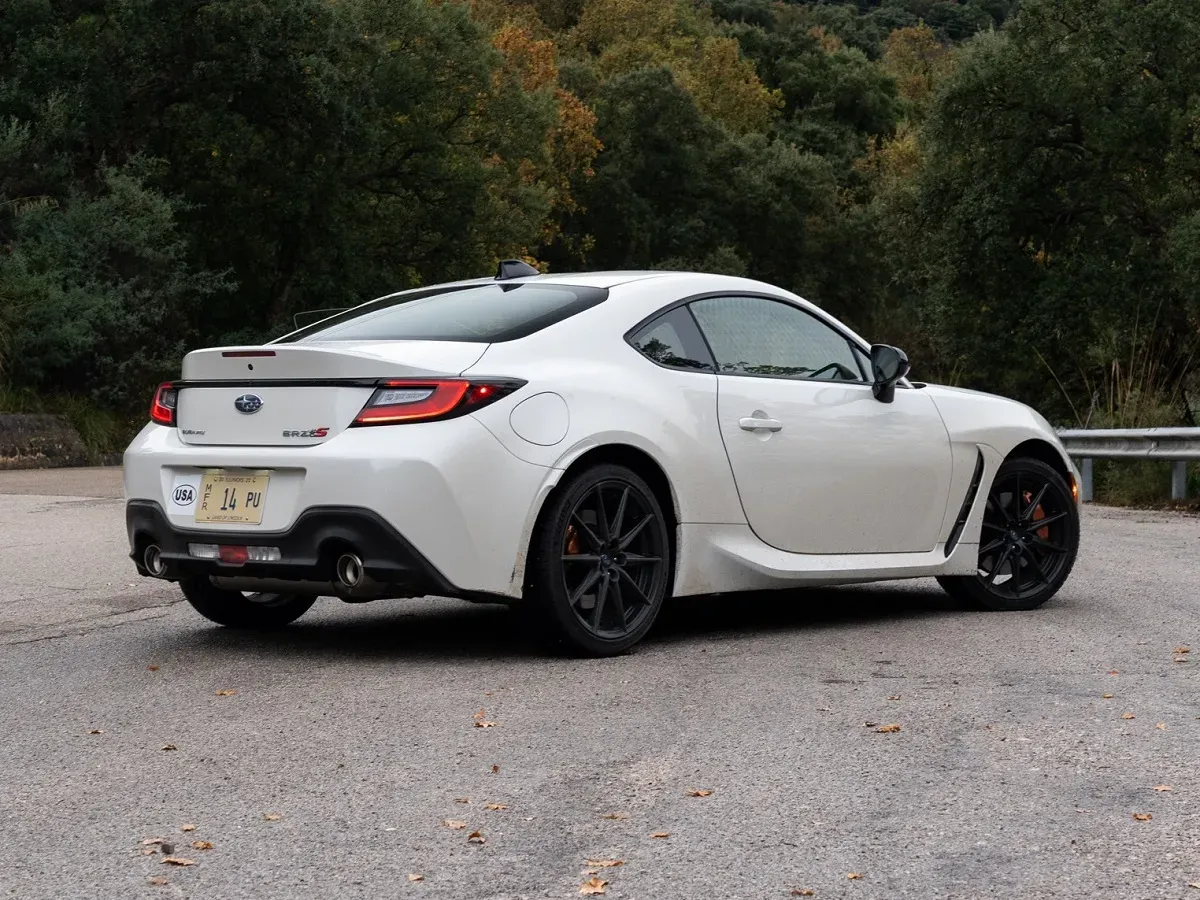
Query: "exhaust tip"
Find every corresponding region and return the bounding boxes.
[335,553,364,589]
[144,544,167,577]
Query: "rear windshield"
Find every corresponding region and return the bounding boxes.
[278,282,608,344]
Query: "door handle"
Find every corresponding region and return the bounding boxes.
[738,416,782,433]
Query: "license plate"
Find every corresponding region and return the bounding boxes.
[195,471,270,525]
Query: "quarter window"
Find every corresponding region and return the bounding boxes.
[628,307,715,372]
[689,295,866,382]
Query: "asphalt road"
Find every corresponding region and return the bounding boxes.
[1,467,1197,900]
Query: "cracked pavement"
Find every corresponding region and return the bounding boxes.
[1,468,1198,899]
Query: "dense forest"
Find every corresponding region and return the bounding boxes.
[2,0,1198,465]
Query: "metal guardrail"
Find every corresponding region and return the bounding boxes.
[1057,428,1200,501]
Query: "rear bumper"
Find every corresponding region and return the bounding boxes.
[127,500,465,597]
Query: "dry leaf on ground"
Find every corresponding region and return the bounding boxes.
[263,813,282,821]
[442,819,468,830]
[467,830,486,844]
[1174,646,1190,654]
[191,841,213,851]
[876,724,902,733]
[1133,813,1153,822]
[180,824,196,832]
[1188,882,1200,889]
[161,857,195,866]
[848,872,864,879]
[454,798,470,804]
[1154,785,1172,791]
[88,729,104,735]
[585,859,624,868]
[142,838,165,846]
[791,890,815,897]
[1109,670,1120,676]
[1175,656,1188,663]
[140,848,157,856]
[161,744,178,751]
[686,789,713,797]
[147,665,160,672]
[408,874,424,882]
[490,765,500,774]
[473,708,486,720]
[1121,713,1136,720]
[215,690,236,697]
[485,803,508,811]
[650,831,670,839]
[1157,723,1166,730]
[149,876,168,886]
[601,812,629,820]
[862,721,879,728]
[1102,694,1114,699]
[474,721,497,728]
[887,695,901,701]
[580,877,608,895]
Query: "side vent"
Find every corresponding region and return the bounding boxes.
[944,450,986,557]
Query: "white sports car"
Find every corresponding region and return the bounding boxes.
[124,263,1082,655]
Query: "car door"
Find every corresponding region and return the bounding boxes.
[688,294,954,555]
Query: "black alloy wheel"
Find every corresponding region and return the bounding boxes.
[938,457,1080,611]
[525,463,672,656]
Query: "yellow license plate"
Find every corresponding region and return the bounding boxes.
[195,471,270,525]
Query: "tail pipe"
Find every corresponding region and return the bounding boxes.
[143,544,167,578]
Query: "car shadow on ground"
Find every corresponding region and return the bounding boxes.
[153,583,964,664]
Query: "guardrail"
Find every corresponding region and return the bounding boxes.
[1057,428,1200,502]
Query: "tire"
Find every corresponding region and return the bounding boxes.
[524,463,673,656]
[179,576,317,629]
[937,456,1080,611]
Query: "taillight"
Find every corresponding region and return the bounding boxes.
[352,379,525,426]
[150,383,178,426]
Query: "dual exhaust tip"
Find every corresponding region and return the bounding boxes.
[144,543,371,595]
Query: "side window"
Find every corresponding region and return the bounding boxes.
[688,295,866,383]
[628,307,715,372]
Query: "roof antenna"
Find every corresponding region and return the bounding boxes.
[495,259,540,280]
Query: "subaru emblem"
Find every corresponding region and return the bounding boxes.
[234,393,264,414]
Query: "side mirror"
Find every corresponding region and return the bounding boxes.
[870,344,910,403]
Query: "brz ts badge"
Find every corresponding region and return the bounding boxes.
[234,393,264,414]
[282,428,330,438]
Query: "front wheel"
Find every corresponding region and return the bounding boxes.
[937,456,1080,611]
[179,576,317,629]
[524,464,673,656]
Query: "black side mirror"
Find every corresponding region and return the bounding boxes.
[870,344,910,403]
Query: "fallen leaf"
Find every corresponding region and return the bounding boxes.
[161,744,178,751]
[876,724,902,733]
[191,841,213,851]
[1122,713,1136,720]
[1175,656,1188,663]
[1102,694,1114,699]
[686,789,713,797]
[467,830,486,844]
[149,876,168,886]
[263,813,282,821]
[473,708,486,720]
[1109,670,1120,675]
[474,721,497,728]
[1157,723,1166,730]
[454,798,470,804]
[484,803,508,811]
[484,691,494,696]
[161,857,195,866]
[1174,646,1190,654]
[791,890,815,897]
[215,690,237,697]
[490,765,500,774]
[140,848,157,856]
[88,729,104,735]
[443,819,468,830]
[141,838,165,846]
[601,813,629,820]
[650,831,670,839]
[585,859,624,868]
[862,721,879,728]
[147,665,160,672]
[1188,882,1200,889]
[848,872,864,880]
[1154,785,1173,792]
[1133,813,1153,822]
[180,824,196,833]
[408,874,424,882]
[580,877,608,895]
[887,695,901,701]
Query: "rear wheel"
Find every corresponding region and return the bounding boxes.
[938,457,1079,611]
[179,576,317,629]
[524,464,672,656]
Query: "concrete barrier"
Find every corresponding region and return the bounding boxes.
[0,414,89,470]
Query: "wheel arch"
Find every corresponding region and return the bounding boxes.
[1007,438,1073,485]
[515,443,680,596]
